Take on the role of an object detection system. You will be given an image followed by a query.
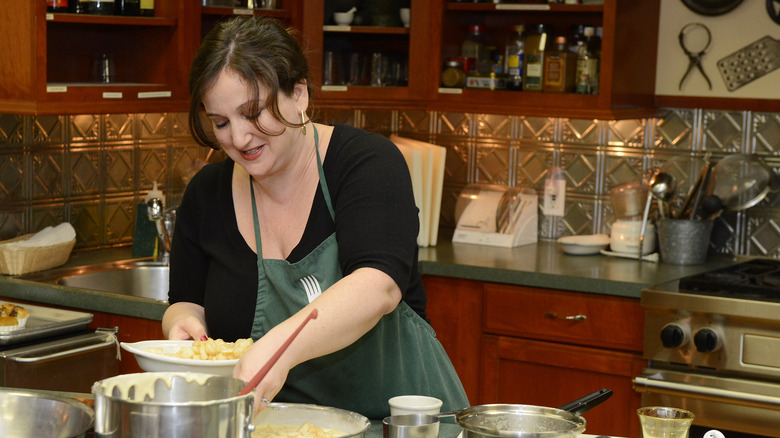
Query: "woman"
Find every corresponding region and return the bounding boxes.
[161,16,469,419]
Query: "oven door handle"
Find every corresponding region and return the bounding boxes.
[9,337,117,364]
[634,375,780,409]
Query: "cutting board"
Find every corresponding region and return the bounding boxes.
[391,135,446,246]
[391,135,447,247]
[395,141,426,246]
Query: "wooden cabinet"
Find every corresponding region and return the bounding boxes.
[88,310,163,375]
[424,275,647,438]
[200,3,303,40]
[302,0,432,110]
[427,0,661,119]
[0,1,197,115]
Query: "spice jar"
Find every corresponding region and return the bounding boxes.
[441,59,466,88]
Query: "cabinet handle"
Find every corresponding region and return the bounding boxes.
[544,312,587,321]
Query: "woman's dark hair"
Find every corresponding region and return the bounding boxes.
[188,16,311,150]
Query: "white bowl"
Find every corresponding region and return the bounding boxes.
[121,340,238,377]
[333,12,354,25]
[557,234,610,255]
[610,220,656,255]
[389,395,443,416]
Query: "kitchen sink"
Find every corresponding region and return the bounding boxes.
[18,260,169,302]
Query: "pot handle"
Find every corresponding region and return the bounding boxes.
[557,388,612,416]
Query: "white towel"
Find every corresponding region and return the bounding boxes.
[0,223,76,248]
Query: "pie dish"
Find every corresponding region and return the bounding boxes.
[121,340,238,376]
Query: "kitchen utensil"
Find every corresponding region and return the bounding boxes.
[0,388,94,438]
[557,234,610,255]
[239,308,318,396]
[701,194,725,219]
[710,154,774,211]
[383,414,439,438]
[637,406,695,438]
[680,0,744,16]
[768,0,780,24]
[717,36,780,91]
[678,22,712,90]
[639,171,674,258]
[389,395,443,416]
[92,372,255,437]
[255,403,371,438]
[678,160,713,219]
[688,161,714,219]
[120,340,239,376]
[659,155,708,216]
[609,179,647,221]
[447,388,612,438]
[649,171,677,218]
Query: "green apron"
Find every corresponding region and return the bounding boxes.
[247,127,469,419]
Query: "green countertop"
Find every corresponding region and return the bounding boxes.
[0,240,738,321]
[418,240,736,298]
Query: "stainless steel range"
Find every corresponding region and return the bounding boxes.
[635,259,780,438]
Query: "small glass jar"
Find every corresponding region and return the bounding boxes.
[441,59,466,88]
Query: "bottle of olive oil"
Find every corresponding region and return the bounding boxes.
[522,24,551,92]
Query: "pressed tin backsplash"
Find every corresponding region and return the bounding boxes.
[0,108,778,258]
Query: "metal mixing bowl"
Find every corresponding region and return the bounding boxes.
[0,388,94,438]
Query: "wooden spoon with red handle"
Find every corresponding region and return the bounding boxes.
[238,308,318,396]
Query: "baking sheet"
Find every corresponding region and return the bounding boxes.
[0,300,93,346]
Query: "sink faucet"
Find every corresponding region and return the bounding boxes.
[147,198,176,265]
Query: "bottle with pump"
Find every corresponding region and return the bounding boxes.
[522,24,551,92]
[504,25,525,91]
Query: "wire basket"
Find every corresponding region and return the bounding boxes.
[0,234,76,276]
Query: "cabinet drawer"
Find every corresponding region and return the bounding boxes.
[483,283,643,352]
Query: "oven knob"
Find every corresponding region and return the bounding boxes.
[660,323,689,348]
[694,327,721,353]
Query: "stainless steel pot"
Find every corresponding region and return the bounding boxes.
[254,403,371,438]
[92,372,254,437]
[0,388,94,438]
[447,389,612,438]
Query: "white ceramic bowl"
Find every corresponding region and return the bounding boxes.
[121,340,237,377]
[557,234,610,255]
[610,220,656,255]
[388,395,443,416]
[333,12,354,25]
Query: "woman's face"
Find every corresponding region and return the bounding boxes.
[202,68,308,178]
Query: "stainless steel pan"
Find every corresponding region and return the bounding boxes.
[442,388,613,438]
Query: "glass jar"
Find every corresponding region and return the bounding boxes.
[441,59,467,88]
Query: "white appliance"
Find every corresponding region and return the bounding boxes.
[452,184,538,248]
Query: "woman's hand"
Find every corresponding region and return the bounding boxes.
[234,339,292,415]
[231,267,401,415]
[162,302,208,341]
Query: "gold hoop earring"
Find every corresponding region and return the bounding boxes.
[300,109,307,136]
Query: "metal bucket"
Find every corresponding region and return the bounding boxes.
[0,388,94,438]
[92,372,254,437]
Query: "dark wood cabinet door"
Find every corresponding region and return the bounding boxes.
[481,335,645,438]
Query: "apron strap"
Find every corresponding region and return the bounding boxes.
[313,125,335,221]
[250,123,332,255]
